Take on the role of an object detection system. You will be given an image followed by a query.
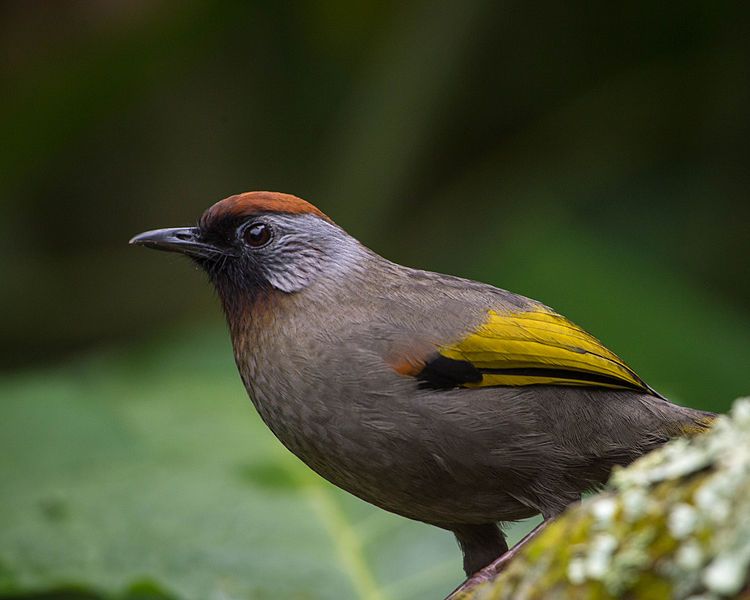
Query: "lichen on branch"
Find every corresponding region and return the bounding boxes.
[459,398,750,600]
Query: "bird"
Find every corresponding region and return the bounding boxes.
[130,191,714,587]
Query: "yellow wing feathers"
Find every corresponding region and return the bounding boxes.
[438,308,650,392]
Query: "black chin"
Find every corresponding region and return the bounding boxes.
[200,253,270,295]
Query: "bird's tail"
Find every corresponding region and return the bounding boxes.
[640,393,717,439]
[677,409,717,437]
[665,403,717,438]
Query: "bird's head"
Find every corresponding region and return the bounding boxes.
[130,192,363,308]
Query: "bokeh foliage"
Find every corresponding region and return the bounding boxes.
[1,1,748,598]
[1,1,748,381]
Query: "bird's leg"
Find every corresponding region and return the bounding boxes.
[451,523,508,577]
[445,520,549,599]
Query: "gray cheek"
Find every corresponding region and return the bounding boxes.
[261,250,323,293]
[265,269,314,293]
[257,217,364,293]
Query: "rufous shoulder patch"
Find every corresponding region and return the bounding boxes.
[202,191,332,225]
[389,356,427,377]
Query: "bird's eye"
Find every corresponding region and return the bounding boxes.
[242,222,273,248]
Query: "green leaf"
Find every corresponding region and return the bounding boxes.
[0,325,534,599]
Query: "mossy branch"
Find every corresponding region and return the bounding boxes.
[456,398,750,600]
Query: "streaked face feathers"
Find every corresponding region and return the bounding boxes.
[193,192,361,299]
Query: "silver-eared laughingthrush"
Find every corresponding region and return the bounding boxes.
[131,191,714,580]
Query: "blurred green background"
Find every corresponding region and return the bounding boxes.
[1,1,749,599]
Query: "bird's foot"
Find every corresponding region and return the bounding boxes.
[445,521,549,599]
[444,547,519,599]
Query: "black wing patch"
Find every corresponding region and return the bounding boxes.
[416,355,654,393]
[416,355,483,390]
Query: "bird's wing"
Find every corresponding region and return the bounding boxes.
[391,306,654,394]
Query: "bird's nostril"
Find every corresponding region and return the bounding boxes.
[175,231,192,241]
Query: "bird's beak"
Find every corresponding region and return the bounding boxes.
[129,227,221,259]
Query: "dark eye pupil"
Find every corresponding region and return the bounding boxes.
[243,223,271,247]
